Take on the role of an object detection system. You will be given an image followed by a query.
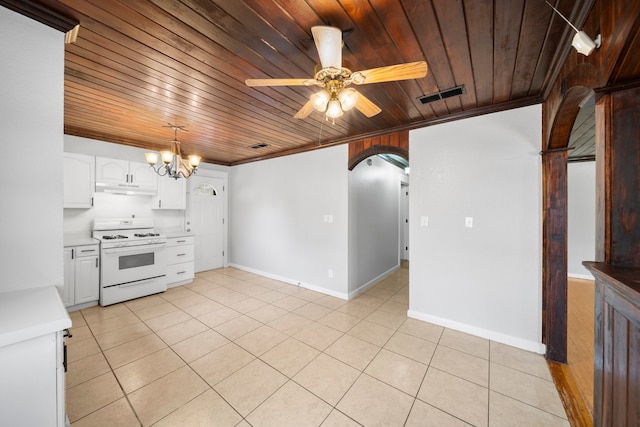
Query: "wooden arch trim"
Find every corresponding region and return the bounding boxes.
[546,86,595,150]
[348,131,409,170]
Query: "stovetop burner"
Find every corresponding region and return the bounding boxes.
[134,233,160,237]
[102,235,129,240]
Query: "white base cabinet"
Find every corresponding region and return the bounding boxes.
[167,236,194,287]
[0,287,71,427]
[63,244,100,307]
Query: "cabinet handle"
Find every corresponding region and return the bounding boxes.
[159,200,162,208]
[71,249,74,259]
[63,342,68,372]
[80,249,95,253]
[96,258,99,268]
[177,253,186,256]
[91,196,94,207]
[131,174,134,183]
[177,240,186,243]
[126,174,129,183]
[177,271,186,274]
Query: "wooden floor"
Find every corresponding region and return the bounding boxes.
[567,277,595,416]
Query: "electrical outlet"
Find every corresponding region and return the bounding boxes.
[328,269,333,278]
[421,216,429,227]
[465,217,473,228]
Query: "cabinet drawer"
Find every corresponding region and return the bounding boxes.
[167,262,194,284]
[167,236,194,247]
[75,245,99,257]
[168,244,194,263]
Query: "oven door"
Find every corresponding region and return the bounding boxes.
[101,242,167,287]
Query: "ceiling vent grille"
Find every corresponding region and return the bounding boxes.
[249,143,269,149]
[418,85,466,104]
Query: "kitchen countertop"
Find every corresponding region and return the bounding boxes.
[64,233,99,247]
[0,286,71,348]
[164,231,194,239]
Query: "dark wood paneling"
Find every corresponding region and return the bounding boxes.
[583,262,640,427]
[609,87,640,266]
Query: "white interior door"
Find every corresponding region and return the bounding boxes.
[187,175,225,272]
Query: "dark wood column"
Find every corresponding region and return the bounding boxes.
[586,86,640,427]
[595,89,640,266]
[542,148,569,363]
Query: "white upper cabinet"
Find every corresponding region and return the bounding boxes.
[153,177,186,209]
[63,153,95,208]
[129,161,159,189]
[95,157,128,186]
[95,157,157,195]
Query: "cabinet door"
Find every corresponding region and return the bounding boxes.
[154,177,186,209]
[62,248,75,307]
[129,161,158,188]
[64,153,95,208]
[74,256,99,304]
[95,157,129,186]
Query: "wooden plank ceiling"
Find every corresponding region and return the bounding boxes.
[3,0,595,165]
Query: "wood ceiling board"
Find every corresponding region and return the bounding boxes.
[464,0,494,108]
[3,0,606,164]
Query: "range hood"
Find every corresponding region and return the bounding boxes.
[95,182,157,196]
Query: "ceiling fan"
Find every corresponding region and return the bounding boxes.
[245,26,428,120]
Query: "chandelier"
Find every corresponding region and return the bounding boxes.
[144,125,201,179]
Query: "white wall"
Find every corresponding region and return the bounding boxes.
[230,145,349,297]
[409,105,544,353]
[348,156,405,295]
[64,135,230,235]
[0,7,64,293]
[568,161,596,278]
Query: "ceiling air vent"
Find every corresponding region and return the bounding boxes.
[418,85,466,104]
[249,143,269,149]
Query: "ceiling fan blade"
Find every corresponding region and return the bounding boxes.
[245,78,312,87]
[354,92,382,117]
[353,61,428,84]
[293,100,315,119]
[311,26,342,69]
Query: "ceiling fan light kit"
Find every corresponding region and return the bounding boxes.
[145,125,201,179]
[545,1,601,56]
[245,25,428,120]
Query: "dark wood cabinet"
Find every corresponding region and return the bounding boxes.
[583,262,640,427]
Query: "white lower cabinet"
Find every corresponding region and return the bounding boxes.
[63,244,100,307]
[0,287,71,427]
[167,236,194,287]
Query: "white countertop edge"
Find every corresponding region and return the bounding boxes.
[165,232,194,238]
[0,286,71,348]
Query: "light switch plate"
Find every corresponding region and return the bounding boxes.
[421,216,429,227]
[465,217,473,228]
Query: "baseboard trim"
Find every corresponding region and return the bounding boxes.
[229,263,349,300]
[347,265,400,300]
[407,309,546,354]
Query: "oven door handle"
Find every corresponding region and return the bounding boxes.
[103,243,166,254]
[118,277,164,288]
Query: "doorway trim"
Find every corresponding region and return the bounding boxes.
[187,168,229,268]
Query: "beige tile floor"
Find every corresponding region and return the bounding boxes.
[65,266,569,426]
